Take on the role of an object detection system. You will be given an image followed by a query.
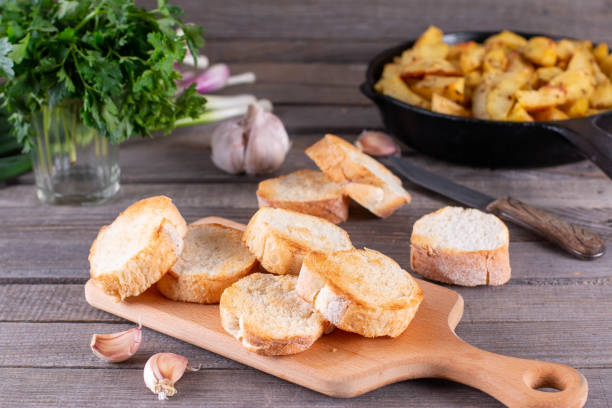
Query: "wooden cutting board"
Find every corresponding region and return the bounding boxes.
[84,218,588,408]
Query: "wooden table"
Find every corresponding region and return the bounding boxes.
[1,1,611,406]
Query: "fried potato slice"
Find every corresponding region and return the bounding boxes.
[556,39,576,61]
[414,26,444,47]
[590,82,612,108]
[484,30,527,50]
[486,72,530,120]
[379,63,402,80]
[506,51,535,75]
[532,108,569,121]
[401,58,461,78]
[536,66,563,83]
[451,42,486,73]
[465,70,482,87]
[376,76,430,108]
[561,97,589,118]
[431,93,470,117]
[412,75,465,103]
[472,74,498,119]
[508,103,534,122]
[549,69,595,101]
[599,54,612,76]
[483,47,508,73]
[515,86,567,111]
[523,37,557,67]
[413,43,450,60]
[593,43,609,62]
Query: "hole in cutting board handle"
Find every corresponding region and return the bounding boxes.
[523,367,568,392]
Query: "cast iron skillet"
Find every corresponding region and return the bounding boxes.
[360,31,612,177]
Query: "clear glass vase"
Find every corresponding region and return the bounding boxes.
[30,102,120,205]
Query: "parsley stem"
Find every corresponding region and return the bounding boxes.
[73,5,103,32]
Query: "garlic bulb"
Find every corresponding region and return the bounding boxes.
[355,130,398,157]
[90,324,142,363]
[211,103,290,175]
[143,353,198,400]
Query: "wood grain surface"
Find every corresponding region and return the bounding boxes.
[84,276,588,407]
[1,1,612,406]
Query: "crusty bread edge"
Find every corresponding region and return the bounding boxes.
[90,218,183,301]
[242,207,352,275]
[305,134,411,218]
[296,255,424,338]
[410,233,511,286]
[219,306,324,355]
[256,192,349,224]
[157,261,257,304]
[157,221,257,304]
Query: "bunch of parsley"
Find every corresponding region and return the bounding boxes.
[0,0,207,150]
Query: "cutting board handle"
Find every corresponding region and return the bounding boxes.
[430,334,588,408]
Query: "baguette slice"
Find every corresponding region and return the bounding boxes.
[89,196,187,301]
[410,206,511,286]
[305,134,411,218]
[297,248,424,338]
[256,169,349,224]
[157,222,257,304]
[220,273,329,355]
[243,207,353,275]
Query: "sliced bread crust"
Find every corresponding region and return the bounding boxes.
[220,273,329,355]
[256,169,349,224]
[297,248,424,338]
[410,206,511,286]
[89,196,187,301]
[305,134,411,218]
[243,207,353,275]
[157,222,257,304]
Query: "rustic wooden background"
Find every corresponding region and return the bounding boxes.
[1,0,611,406]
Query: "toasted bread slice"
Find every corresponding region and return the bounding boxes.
[157,223,257,304]
[410,206,511,286]
[305,134,411,218]
[297,248,423,338]
[256,169,349,224]
[220,273,329,355]
[89,196,187,301]
[243,207,353,275]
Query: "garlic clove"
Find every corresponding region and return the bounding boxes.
[355,130,398,157]
[90,324,142,363]
[243,104,291,175]
[211,119,247,174]
[143,353,198,400]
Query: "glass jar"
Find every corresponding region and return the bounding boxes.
[29,101,120,205]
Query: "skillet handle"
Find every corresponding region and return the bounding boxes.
[487,196,605,260]
[546,116,612,179]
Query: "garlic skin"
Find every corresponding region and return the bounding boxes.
[144,353,197,400]
[243,104,290,175]
[211,103,290,175]
[90,324,142,363]
[211,119,246,174]
[355,130,398,157]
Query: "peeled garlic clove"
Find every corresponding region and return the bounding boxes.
[144,353,197,400]
[243,104,290,175]
[90,324,142,363]
[211,119,246,174]
[355,130,398,156]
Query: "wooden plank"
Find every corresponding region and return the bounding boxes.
[1,282,610,324]
[204,39,414,63]
[0,367,610,407]
[1,182,610,241]
[0,222,610,281]
[148,0,612,44]
[1,318,609,375]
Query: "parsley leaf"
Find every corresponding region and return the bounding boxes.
[0,0,206,148]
